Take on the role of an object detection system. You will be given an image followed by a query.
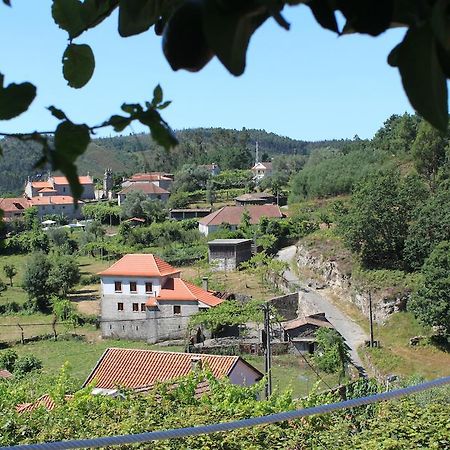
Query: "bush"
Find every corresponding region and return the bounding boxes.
[80,274,100,285]
[0,349,18,372]
[13,355,42,376]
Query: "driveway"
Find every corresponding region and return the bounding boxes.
[276,245,368,373]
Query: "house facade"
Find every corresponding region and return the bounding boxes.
[24,175,95,200]
[29,196,84,220]
[198,205,284,236]
[99,254,223,343]
[0,198,31,221]
[117,183,170,206]
[121,172,174,191]
[251,162,272,181]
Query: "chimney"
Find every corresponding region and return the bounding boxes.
[202,277,208,291]
[191,356,202,371]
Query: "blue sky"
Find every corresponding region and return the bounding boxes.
[0,2,413,141]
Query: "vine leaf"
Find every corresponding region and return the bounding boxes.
[203,2,269,76]
[307,0,339,33]
[389,23,448,132]
[62,44,96,89]
[52,0,85,39]
[48,106,68,121]
[0,74,37,120]
[118,0,161,37]
[53,121,91,200]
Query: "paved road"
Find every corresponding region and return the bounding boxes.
[276,245,368,373]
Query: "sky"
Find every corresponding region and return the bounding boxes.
[0,1,414,142]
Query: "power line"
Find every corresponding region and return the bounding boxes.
[2,376,449,450]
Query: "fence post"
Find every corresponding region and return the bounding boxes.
[52,318,58,341]
[17,323,24,344]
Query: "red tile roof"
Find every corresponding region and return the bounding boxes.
[283,315,334,331]
[199,205,283,226]
[31,181,53,189]
[83,348,262,390]
[16,394,73,413]
[153,278,223,307]
[130,173,172,182]
[0,369,13,379]
[252,162,273,171]
[118,183,170,195]
[98,254,180,278]
[30,196,83,205]
[52,176,93,185]
[0,197,30,213]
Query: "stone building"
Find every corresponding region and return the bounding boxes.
[117,183,170,206]
[99,254,223,343]
[24,175,95,200]
[208,239,253,271]
[121,172,174,191]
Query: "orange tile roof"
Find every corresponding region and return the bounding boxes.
[283,315,334,331]
[38,187,57,192]
[199,205,283,226]
[30,196,83,205]
[154,278,223,307]
[31,181,53,189]
[83,348,262,390]
[98,254,180,278]
[0,197,31,213]
[16,394,73,413]
[146,297,158,307]
[52,176,93,185]
[118,183,170,195]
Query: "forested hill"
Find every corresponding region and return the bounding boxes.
[0,128,347,196]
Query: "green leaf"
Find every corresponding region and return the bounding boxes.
[62,44,95,89]
[152,84,163,105]
[307,0,339,33]
[203,1,269,76]
[106,114,132,132]
[431,0,450,51]
[53,121,91,201]
[81,0,119,30]
[157,100,171,110]
[0,75,36,120]
[52,0,85,39]
[138,109,178,149]
[47,106,67,121]
[118,0,161,37]
[2,0,11,6]
[54,121,90,163]
[394,23,448,132]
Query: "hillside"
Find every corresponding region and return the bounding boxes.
[0,128,348,196]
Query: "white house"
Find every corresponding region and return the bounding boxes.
[117,183,170,206]
[251,162,273,181]
[29,196,84,220]
[82,348,263,393]
[25,175,95,200]
[98,254,223,343]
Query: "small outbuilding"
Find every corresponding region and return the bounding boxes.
[169,208,212,221]
[282,313,335,354]
[235,192,276,206]
[208,239,253,271]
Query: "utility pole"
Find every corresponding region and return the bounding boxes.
[368,290,374,347]
[262,303,272,398]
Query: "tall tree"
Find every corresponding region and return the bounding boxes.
[412,121,449,187]
[409,241,450,337]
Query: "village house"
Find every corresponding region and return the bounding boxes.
[234,192,276,206]
[29,196,84,220]
[121,172,174,191]
[199,163,220,176]
[0,197,30,221]
[24,174,95,200]
[282,313,335,354]
[169,208,212,221]
[117,183,170,206]
[83,348,263,395]
[251,161,273,181]
[98,254,223,343]
[198,205,284,236]
[208,239,253,271]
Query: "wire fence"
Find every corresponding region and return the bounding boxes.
[2,376,449,450]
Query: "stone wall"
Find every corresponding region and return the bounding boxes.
[294,243,409,323]
[268,293,300,321]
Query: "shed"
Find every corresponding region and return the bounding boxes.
[208,239,253,271]
[169,208,212,221]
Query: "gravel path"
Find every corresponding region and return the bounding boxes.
[276,245,368,373]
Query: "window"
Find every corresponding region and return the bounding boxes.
[63,187,66,193]
[145,282,153,293]
[114,281,122,292]
[117,302,124,311]
[132,303,139,312]
[141,303,146,312]
[130,281,137,293]
[173,305,181,315]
